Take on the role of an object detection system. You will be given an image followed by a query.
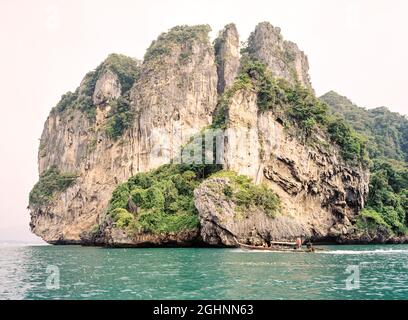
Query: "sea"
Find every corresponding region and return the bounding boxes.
[0,244,407,300]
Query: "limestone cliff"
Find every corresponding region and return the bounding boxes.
[199,88,369,245]
[30,26,218,243]
[214,23,240,94]
[244,22,312,89]
[30,22,370,246]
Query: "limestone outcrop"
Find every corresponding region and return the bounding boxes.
[30,26,218,243]
[29,22,370,246]
[245,22,312,89]
[198,89,369,246]
[214,23,240,94]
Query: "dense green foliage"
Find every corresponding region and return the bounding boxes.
[322,91,408,235]
[107,164,219,234]
[321,91,408,162]
[327,117,367,161]
[78,95,96,121]
[108,164,281,234]
[356,208,392,235]
[52,54,140,123]
[96,54,140,94]
[211,171,280,218]
[357,160,408,235]
[29,167,78,207]
[213,57,366,162]
[285,83,328,133]
[53,87,96,121]
[55,91,78,113]
[144,25,211,63]
[105,96,134,139]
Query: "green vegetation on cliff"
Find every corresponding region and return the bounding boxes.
[144,25,211,63]
[105,95,134,139]
[78,54,140,100]
[327,117,367,162]
[55,91,78,113]
[29,167,78,207]
[321,91,408,162]
[321,91,408,235]
[210,171,280,218]
[52,54,140,121]
[108,164,281,235]
[96,54,140,94]
[213,57,366,162]
[107,164,219,234]
[357,160,408,235]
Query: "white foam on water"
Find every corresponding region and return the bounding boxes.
[229,248,307,254]
[322,249,408,255]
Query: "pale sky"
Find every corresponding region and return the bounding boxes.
[0,0,407,242]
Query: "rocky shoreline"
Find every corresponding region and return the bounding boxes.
[52,235,408,248]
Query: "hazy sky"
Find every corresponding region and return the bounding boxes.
[0,0,407,242]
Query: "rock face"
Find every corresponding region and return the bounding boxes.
[82,216,202,247]
[130,25,218,170]
[200,89,369,246]
[214,23,240,93]
[30,22,369,246]
[246,22,312,89]
[30,26,218,243]
[92,69,122,106]
[32,84,136,243]
[195,178,309,246]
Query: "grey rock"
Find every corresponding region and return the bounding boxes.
[92,69,121,106]
[195,178,310,246]
[214,23,240,94]
[246,22,312,89]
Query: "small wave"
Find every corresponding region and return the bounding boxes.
[0,242,48,247]
[323,249,408,255]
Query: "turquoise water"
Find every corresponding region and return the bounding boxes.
[0,244,408,300]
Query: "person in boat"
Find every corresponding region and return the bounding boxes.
[306,241,315,252]
[295,237,302,250]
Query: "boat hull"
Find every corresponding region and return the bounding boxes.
[238,243,318,253]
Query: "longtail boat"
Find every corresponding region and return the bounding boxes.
[238,242,324,253]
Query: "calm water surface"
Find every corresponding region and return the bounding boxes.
[1,244,408,300]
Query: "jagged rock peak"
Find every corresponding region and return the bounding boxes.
[214,23,240,94]
[78,53,141,107]
[143,24,212,63]
[92,55,142,106]
[131,23,218,133]
[244,21,312,89]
